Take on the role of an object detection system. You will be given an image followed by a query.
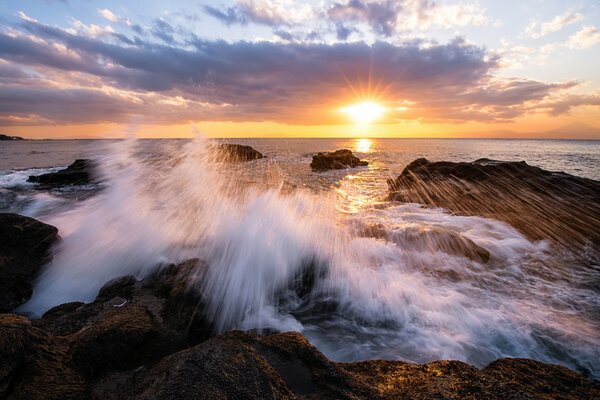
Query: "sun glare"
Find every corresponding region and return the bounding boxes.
[340,101,386,125]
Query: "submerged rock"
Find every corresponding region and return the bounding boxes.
[388,158,600,250]
[311,149,368,171]
[0,213,59,312]
[217,144,264,162]
[28,159,96,187]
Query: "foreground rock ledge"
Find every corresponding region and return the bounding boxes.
[388,158,600,250]
[1,256,599,399]
[2,311,599,399]
[311,149,368,171]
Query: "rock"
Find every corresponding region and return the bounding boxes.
[311,149,368,171]
[217,144,264,162]
[0,134,24,140]
[388,158,600,250]
[92,330,600,400]
[3,264,599,399]
[28,159,96,187]
[0,213,59,312]
[0,314,87,399]
[33,259,212,373]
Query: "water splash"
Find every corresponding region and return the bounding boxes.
[17,136,600,379]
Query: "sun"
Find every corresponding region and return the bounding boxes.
[340,101,387,125]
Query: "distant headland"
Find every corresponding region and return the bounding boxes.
[0,134,24,140]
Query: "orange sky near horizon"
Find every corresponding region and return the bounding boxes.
[3,111,599,140]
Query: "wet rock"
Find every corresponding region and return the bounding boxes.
[92,331,373,400]
[68,304,175,377]
[217,144,264,162]
[393,227,491,263]
[92,330,600,400]
[4,274,600,399]
[33,258,212,375]
[388,158,600,250]
[0,213,59,312]
[311,149,368,171]
[0,314,88,399]
[28,159,96,187]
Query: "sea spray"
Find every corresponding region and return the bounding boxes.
[16,136,600,379]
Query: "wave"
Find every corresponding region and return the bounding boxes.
[17,136,600,379]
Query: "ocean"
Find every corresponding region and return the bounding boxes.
[1,137,599,379]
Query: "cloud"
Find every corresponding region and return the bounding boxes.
[525,10,584,39]
[203,0,311,27]
[0,17,586,126]
[98,8,119,23]
[326,0,489,37]
[566,25,600,49]
[151,19,176,44]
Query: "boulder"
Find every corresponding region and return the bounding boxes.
[388,158,600,250]
[217,144,264,162]
[28,159,95,187]
[311,149,368,171]
[0,213,59,312]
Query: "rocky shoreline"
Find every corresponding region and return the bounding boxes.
[2,156,600,399]
[2,250,599,399]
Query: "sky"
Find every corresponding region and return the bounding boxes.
[0,0,599,139]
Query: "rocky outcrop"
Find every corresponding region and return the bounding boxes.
[311,149,368,171]
[4,313,599,399]
[217,144,264,162]
[0,213,59,312]
[28,159,96,187]
[388,158,600,249]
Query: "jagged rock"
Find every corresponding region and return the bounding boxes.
[388,158,600,249]
[28,159,96,187]
[217,144,264,162]
[311,149,368,171]
[0,213,59,312]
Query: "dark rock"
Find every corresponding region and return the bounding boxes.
[311,149,368,171]
[28,159,96,187]
[92,330,600,400]
[68,304,172,377]
[388,158,600,250]
[0,134,24,140]
[0,213,59,312]
[4,261,599,399]
[32,259,212,377]
[217,144,264,162]
[0,314,88,399]
[96,275,138,302]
